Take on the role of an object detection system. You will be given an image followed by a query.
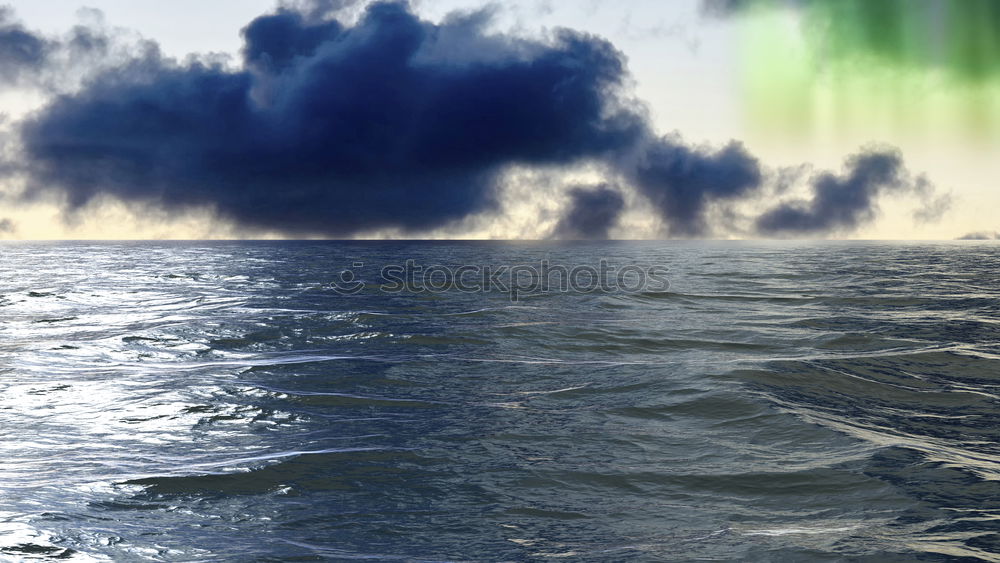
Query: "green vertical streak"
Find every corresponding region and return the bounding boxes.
[946,0,1000,81]
[733,0,1000,142]
[740,9,816,140]
[735,0,1000,82]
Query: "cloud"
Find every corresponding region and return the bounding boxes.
[912,188,952,225]
[0,7,54,83]
[241,9,344,74]
[755,148,931,235]
[0,217,14,234]
[551,184,624,240]
[957,231,1000,241]
[0,7,124,94]
[18,1,644,237]
[633,137,762,237]
[700,0,755,17]
[280,0,366,22]
[2,1,951,239]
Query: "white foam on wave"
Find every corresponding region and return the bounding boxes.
[741,524,862,537]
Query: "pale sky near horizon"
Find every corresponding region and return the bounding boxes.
[1,0,995,240]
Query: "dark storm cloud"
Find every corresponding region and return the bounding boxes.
[0,7,53,82]
[7,1,949,238]
[0,217,14,234]
[19,1,647,236]
[241,8,343,72]
[755,148,922,235]
[66,24,111,57]
[552,185,625,240]
[0,6,115,90]
[634,138,762,237]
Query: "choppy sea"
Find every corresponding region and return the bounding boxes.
[1,241,998,561]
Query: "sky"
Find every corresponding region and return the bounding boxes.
[0,0,994,240]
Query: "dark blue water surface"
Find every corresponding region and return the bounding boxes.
[1,241,998,561]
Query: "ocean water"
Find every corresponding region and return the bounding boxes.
[0,241,998,562]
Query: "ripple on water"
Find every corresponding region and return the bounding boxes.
[0,242,998,561]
